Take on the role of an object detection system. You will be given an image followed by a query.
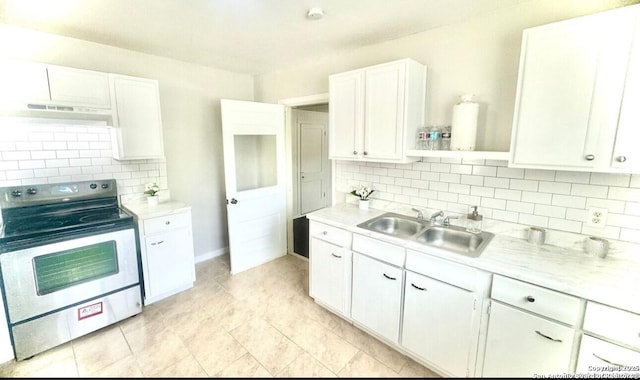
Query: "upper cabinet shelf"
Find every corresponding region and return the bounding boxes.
[406,149,509,161]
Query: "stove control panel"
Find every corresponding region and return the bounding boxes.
[0,180,118,208]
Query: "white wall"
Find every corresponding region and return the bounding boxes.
[255,0,635,151]
[0,23,254,261]
[254,0,640,245]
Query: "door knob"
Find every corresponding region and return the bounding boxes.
[617,156,627,163]
[230,198,238,204]
[585,154,595,161]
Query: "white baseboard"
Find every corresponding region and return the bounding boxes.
[194,247,229,263]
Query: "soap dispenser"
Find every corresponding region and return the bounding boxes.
[467,206,483,233]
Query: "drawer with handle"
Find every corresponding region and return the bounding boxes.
[309,221,352,247]
[576,335,640,374]
[583,302,640,350]
[491,275,582,325]
[143,211,191,235]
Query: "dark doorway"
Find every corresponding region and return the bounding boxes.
[293,216,309,258]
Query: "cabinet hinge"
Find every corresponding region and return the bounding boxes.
[473,298,477,311]
[487,302,491,315]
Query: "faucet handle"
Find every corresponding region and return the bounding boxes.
[443,215,459,226]
[411,208,424,219]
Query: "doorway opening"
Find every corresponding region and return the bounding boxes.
[280,94,331,259]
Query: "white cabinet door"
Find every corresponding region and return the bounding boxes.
[328,59,424,163]
[576,335,640,375]
[110,74,164,160]
[351,252,403,344]
[309,237,352,317]
[611,13,640,171]
[47,65,111,108]
[482,301,574,377]
[509,6,637,171]
[0,59,50,103]
[364,62,406,160]
[401,271,477,377]
[143,226,195,303]
[329,70,364,160]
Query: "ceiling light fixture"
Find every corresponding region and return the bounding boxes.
[306,7,324,20]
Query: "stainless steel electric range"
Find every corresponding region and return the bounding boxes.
[0,179,142,360]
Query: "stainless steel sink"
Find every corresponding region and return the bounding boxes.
[413,225,493,258]
[357,212,494,257]
[358,213,430,238]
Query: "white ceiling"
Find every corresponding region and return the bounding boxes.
[0,0,527,75]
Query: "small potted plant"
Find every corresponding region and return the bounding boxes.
[144,182,160,206]
[351,185,374,210]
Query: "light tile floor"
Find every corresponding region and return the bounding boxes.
[0,253,440,377]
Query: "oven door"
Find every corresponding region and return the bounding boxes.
[0,227,139,324]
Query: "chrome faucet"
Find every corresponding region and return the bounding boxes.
[411,208,424,219]
[442,215,459,226]
[430,210,444,223]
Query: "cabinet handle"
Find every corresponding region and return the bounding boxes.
[331,253,342,259]
[592,353,626,368]
[383,273,397,281]
[353,151,358,155]
[585,154,595,161]
[617,156,627,163]
[322,231,328,235]
[165,221,171,225]
[526,296,535,303]
[151,240,164,246]
[411,283,426,291]
[534,330,562,343]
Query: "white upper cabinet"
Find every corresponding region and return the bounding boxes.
[47,65,111,108]
[0,60,111,108]
[109,74,165,160]
[0,59,50,103]
[329,58,426,163]
[509,4,640,173]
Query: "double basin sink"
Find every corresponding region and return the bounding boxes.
[356,212,494,258]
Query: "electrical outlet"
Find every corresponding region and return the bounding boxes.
[586,207,608,228]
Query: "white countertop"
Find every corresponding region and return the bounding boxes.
[307,203,640,315]
[121,199,191,219]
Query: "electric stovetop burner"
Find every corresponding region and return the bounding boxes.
[0,179,134,250]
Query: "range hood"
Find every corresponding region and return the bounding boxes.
[0,102,115,126]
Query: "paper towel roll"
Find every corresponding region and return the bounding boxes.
[450,94,479,151]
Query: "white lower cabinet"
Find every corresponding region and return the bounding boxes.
[576,335,640,375]
[351,251,404,344]
[401,270,477,377]
[483,301,575,377]
[125,204,196,305]
[309,237,352,318]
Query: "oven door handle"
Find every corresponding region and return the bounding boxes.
[150,240,164,246]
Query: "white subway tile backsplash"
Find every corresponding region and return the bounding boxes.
[548,218,582,233]
[521,191,552,205]
[566,208,587,222]
[470,186,494,198]
[538,181,571,194]
[429,181,448,192]
[410,179,428,189]
[571,183,608,199]
[534,204,566,218]
[620,229,640,244]
[625,202,640,216]
[457,194,481,206]
[440,173,461,184]
[585,198,625,213]
[492,209,519,223]
[0,123,167,198]
[555,171,590,184]
[449,183,470,195]
[461,174,483,186]
[395,177,411,187]
[509,179,538,191]
[388,168,403,177]
[590,172,630,187]
[481,197,506,210]
[518,213,548,228]
[552,194,586,209]
[472,165,496,177]
[430,163,451,173]
[630,175,640,188]
[607,213,640,228]
[608,186,640,201]
[497,167,524,179]
[450,164,472,175]
[483,176,509,189]
[494,188,521,201]
[420,171,439,181]
[506,200,534,214]
[524,169,556,181]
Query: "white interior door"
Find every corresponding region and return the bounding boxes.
[297,110,330,215]
[221,99,287,274]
